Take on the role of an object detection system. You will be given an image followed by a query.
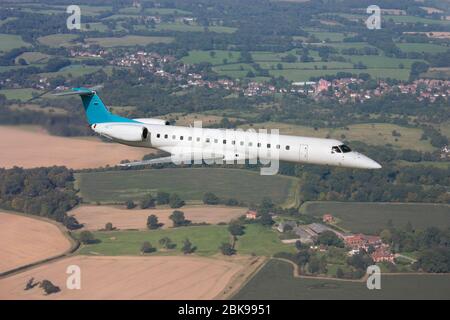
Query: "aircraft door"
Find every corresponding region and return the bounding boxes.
[299,144,308,162]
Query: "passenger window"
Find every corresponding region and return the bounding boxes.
[285,145,290,150]
[172,135,176,140]
[223,139,227,144]
[257,143,261,147]
[156,133,160,138]
[249,142,253,147]
[180,136,183,140]
[206,138,210,143]
[164,134,168,139]
[196,137,200,142]
[240,141,244,146]
[267,144,271,148]
[276,144,280,149]
[214,139,218,143]
[332,146,341,153]
[188,136,192,141]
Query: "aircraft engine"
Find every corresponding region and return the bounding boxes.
[92,123,148,142]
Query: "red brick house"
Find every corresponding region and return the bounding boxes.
[371,247,395,264]
[246,210,257,220]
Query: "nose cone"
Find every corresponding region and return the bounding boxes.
[360,154,382,169]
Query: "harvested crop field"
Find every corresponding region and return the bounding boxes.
[0,212,72,274]
[0,255,245,300]
[71,205,247,230]
[0,126,151,169]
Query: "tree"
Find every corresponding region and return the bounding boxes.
[159,237,176,249]
[260,212,274,226]
[125,200,136,209]
[316,231,344,247]
[203,192,220,205]
[181,238,196,254]
[156,192,170,205]
[147,214,162,229]
[380,229,392,244]
[169,210,191,227]
[140,195,156,209]
[39,280,60,295]
[220,242,236,256]
[105,222,114,231]
[141,241,156,254]
[169,193,185,208]
[79,231,95,244]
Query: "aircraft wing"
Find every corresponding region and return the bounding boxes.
[119,154,225,167]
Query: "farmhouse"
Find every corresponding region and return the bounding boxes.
[371,247,395,264]
[322,214,334,223]
[344,234,382,250]
[246,210,257,220]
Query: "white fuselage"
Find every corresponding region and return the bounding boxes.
[93,122,382,169]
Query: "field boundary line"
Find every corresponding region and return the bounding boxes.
[226,256,268,300]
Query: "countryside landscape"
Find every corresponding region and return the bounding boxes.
[0,0,449,301]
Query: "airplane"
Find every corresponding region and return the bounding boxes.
[55,87,382,170]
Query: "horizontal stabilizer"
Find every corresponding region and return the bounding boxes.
[52,88,95,96]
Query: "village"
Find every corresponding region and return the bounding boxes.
[65,49,450,103]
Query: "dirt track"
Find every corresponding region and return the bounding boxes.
[0,126,152,169]
[0,255,244,300]
[0,212,72,274]
[71,205,247,230]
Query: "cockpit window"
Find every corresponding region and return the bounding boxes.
[331,146,341,153]
[339,145,352,153]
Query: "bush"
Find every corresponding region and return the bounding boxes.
[40,280,60,295]
[79,230,95,244]
[203,192,220,205]
[169,193,185,208]
[169,210,191,227]
[125,200,136,209]
[220,242,236,256]
[147,214,163,229]
[140,196,156,209]
[156,192,170,205]
[181,238,196,254]
[141,241,156,254]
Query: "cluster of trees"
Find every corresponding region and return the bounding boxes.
[0,166,81,229]
[140,238,195,254]
[380,224,450,273]
[296,163,450,204]
[125,192,185,210]
[202,192,240,206]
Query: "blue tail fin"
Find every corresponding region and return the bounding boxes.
[56,88,137,125]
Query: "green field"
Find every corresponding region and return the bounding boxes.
[234,259,450,299]
[85,35,173,47]
[37,34,79,47]
[77,224,293,257]
[397,43,449,54]
[0,34,30,52]
[0,88,40,101]
[39,65,114,78]
[155,23,236,33]
[301,201,450,234]
[76,168,297,204]
[182,50,241,65]
[15,52,50,64]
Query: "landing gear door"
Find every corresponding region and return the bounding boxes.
[299,144,308,162]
